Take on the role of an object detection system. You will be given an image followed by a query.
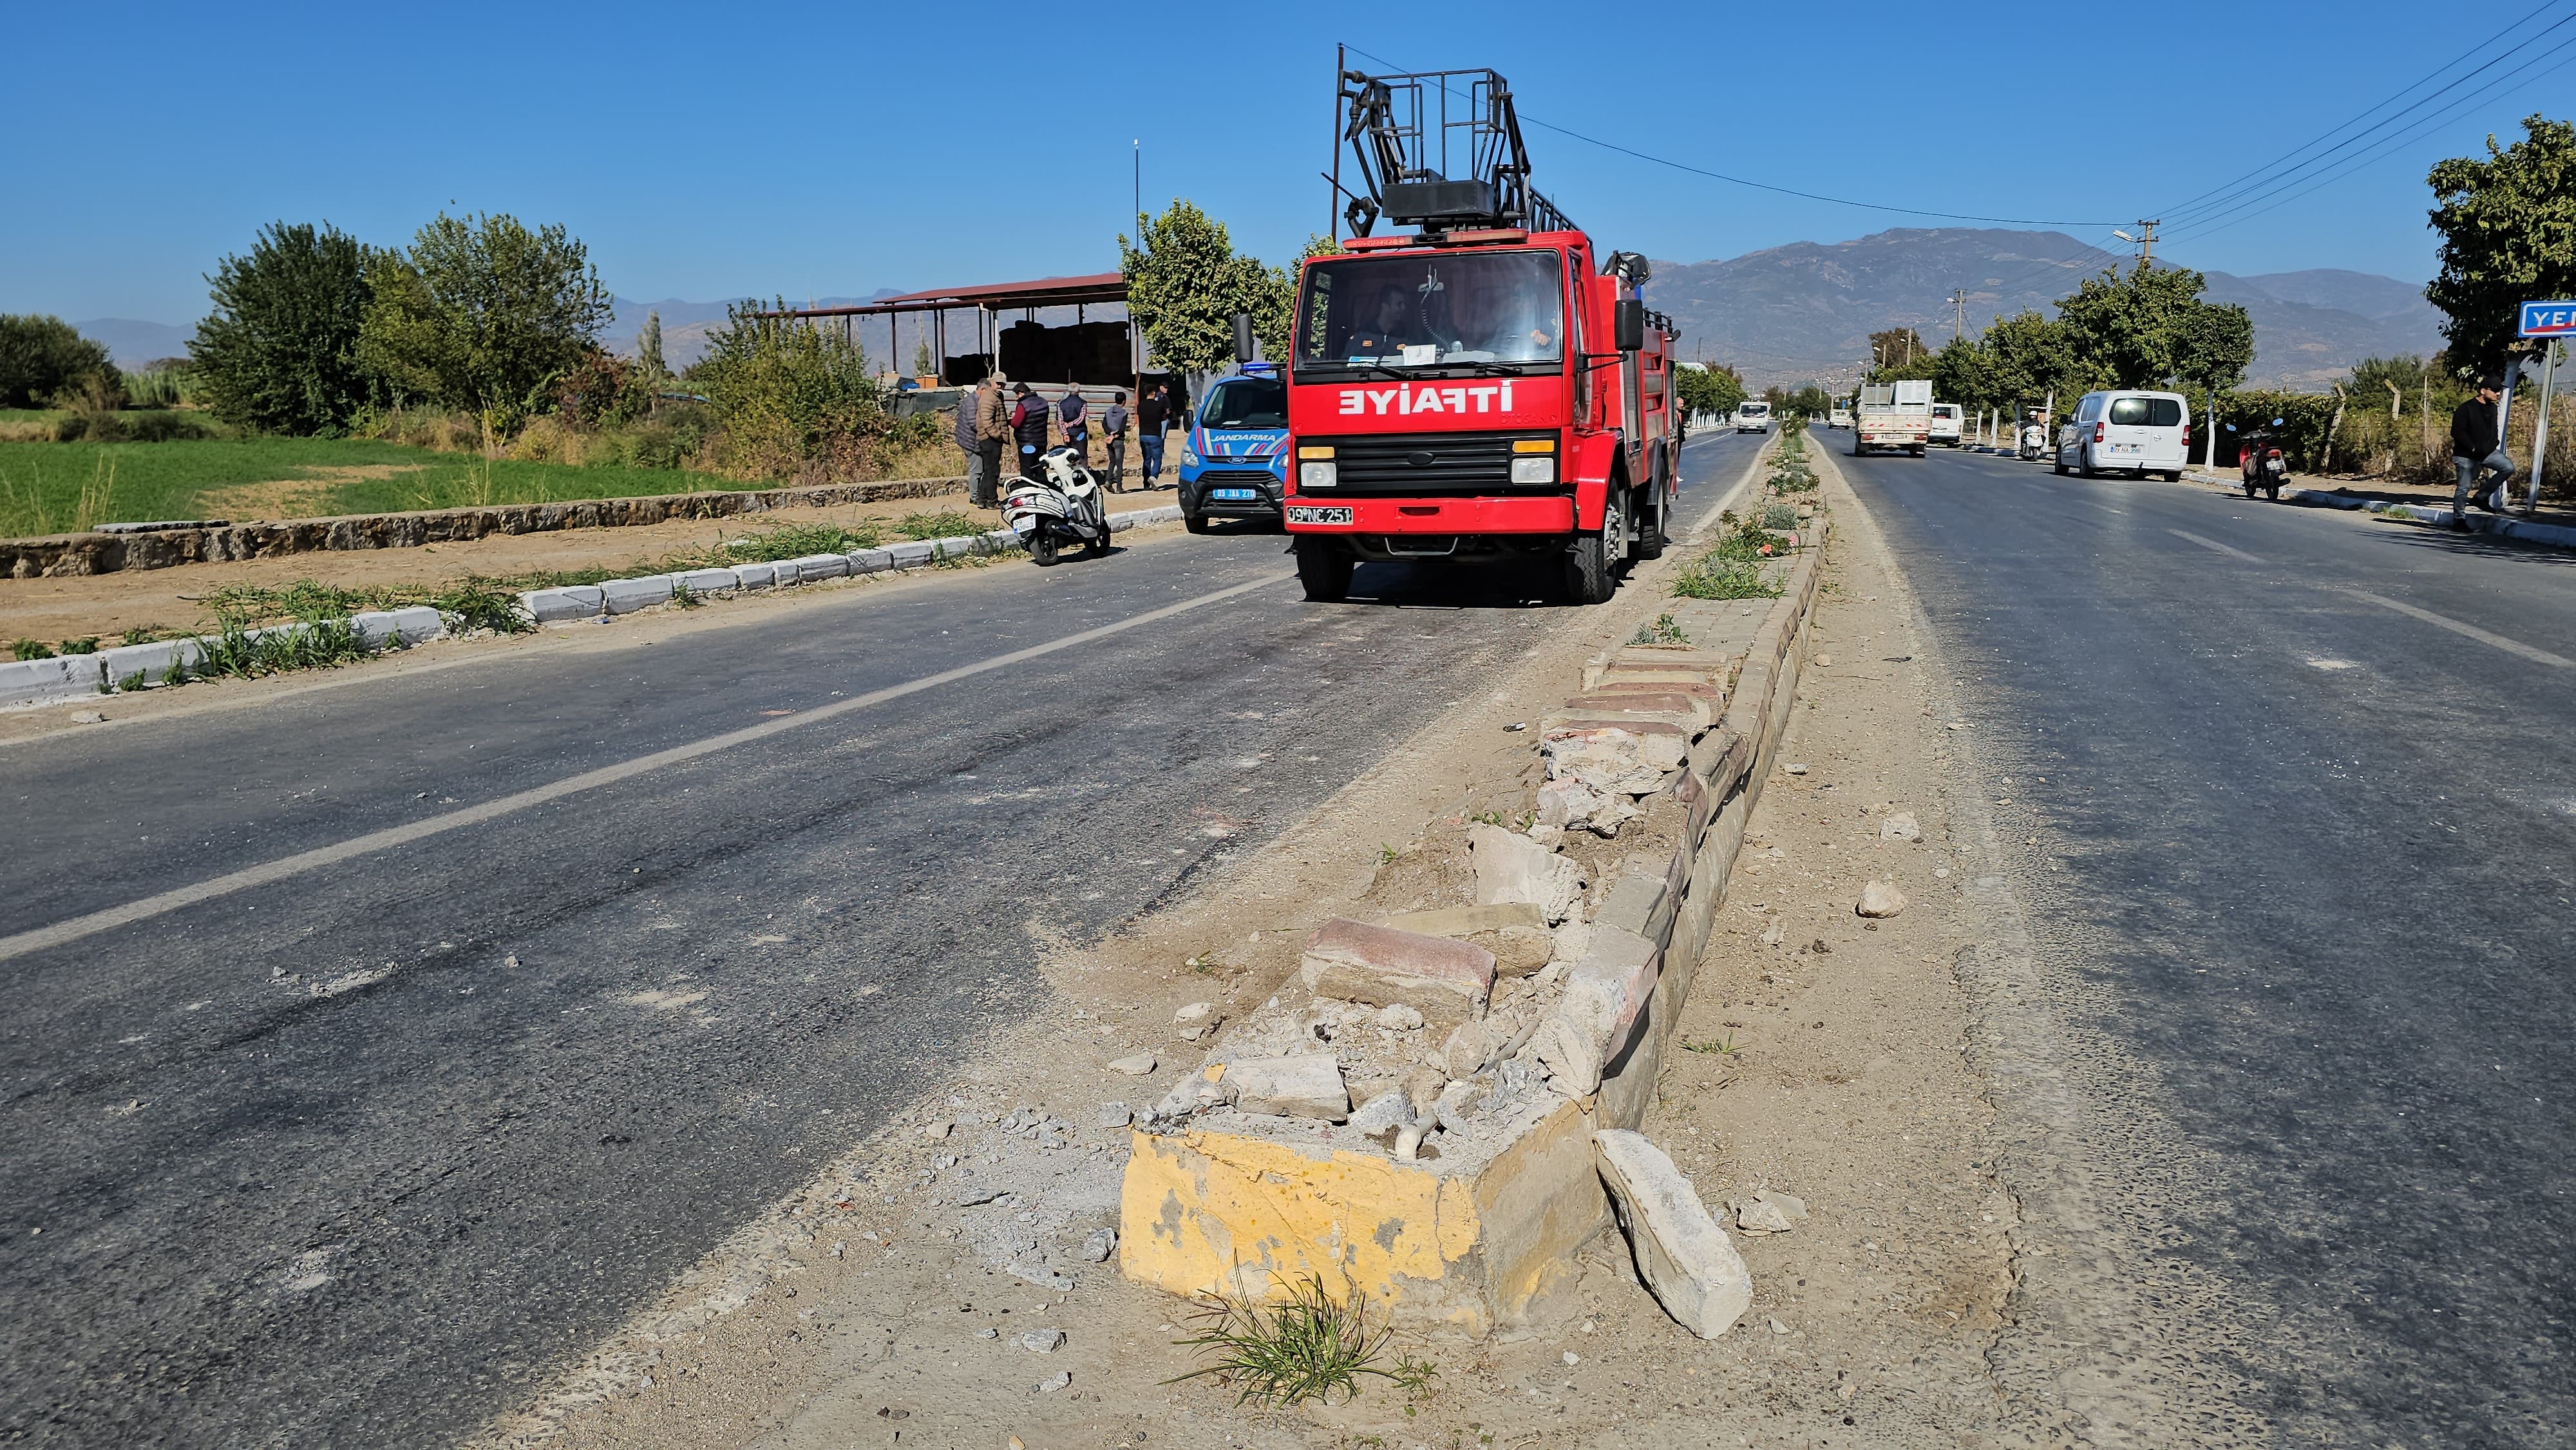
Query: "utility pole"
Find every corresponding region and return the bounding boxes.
[2132,220,2159,271]
[1949,290,1967,342]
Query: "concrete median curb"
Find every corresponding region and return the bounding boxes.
[2278,487,2576,549]
[1118,478,1832,1334]
[5,504,1189,712]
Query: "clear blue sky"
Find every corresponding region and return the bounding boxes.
[8,0,2571,325]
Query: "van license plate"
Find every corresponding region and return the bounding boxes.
[1212,487,1258,501]
[1287,505,1354,525]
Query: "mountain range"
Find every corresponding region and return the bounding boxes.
[1647,227,2443,392]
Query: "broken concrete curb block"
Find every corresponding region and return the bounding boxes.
[1524,1013,1603,1096]
[1593,1129,1752,1339]
[1467,824,1584,924]
[1106,1053,1157,1076]
[1226,1054,1350,1121]
[1559,925,1660,1055]
[1301,918,1495,1028]
[1378,902,1546,937]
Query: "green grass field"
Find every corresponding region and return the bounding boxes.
[0,437,748,537]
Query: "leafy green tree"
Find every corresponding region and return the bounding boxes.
[189,222,384,434]
[687,300,884,479]
[1675,361,1747,418]
[2427,115,2576,375]
[1982,308,2099,413]
[1865,327,1935,383]
[359,212,611,426]
[2055,263,2251,393]
[1120,200,1293,374]
[0,314,117,410]
[1928,335,1997,411]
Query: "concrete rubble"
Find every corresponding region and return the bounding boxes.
[1594,1129,1754,1339]
[1118,509,1834,1335]
[1857,880,1908,918]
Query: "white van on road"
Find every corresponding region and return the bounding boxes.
[2055,390,2190,480]
[1927,402,1963,447]
[1734,401,1773,434]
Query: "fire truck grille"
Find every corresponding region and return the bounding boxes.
[1314,433,1545,494]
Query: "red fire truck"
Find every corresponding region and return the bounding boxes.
[1282,68,1680,605]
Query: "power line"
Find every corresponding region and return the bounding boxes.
[1337,42,2124,229]
[2163,32,2576,246]
[2157,2,2575,227]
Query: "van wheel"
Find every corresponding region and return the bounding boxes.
[1182,509,1210,534]
[2163,470,2184,483]
[2078,449,2098,478]
[1294,538,1352,602]
[2052,455,2069,476]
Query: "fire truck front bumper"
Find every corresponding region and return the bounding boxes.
[1281,494,1575,556]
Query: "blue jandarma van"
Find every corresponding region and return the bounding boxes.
[1178,364,1287,532]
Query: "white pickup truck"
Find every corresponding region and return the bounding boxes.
[1854,380,1931,456]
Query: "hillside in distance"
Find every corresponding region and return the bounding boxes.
[1648,228,2443,392]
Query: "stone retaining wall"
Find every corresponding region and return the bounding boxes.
[1,475,971,579]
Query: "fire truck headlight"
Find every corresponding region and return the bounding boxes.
[1510,457,1556,485]
[1299,461,1337,488]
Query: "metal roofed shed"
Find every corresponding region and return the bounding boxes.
[758,273,1150,390]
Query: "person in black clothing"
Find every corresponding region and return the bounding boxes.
[2450,378,2513,529]
[1137,383,1172,488]
[1010,382,1052,482]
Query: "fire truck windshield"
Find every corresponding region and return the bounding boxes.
[1296,250,1564,375]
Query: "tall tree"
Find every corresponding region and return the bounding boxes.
[636,310,667,381]
[0,315,117,410]
[359,212,611,426]
[1866,326,1932,381]
[2427,114,2576,376]
[2054,263,2251,392]
[187,221,381,433]
[1674,361,1746,419]
[1119,201,1291,375]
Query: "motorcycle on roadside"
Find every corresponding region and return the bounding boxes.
[1003,446,1112,566]
[2016,410,2049,462]
[2236,417,2289,501]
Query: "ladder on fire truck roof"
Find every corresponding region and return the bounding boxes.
[1335,66,1578,239]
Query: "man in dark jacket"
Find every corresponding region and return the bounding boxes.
[1010,382,1052,482]
[1058,386,1088,462]
[952,381,985,505]
[1137,383,1172,488]
[1102,391,1131,492]
[2450,378,2512,529]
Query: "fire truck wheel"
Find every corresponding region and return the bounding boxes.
[1564,532,1615,605]
[1295,538,1354,602]
[1634,487,1667,560]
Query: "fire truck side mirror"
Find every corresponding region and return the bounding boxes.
[1613,299,1646,353]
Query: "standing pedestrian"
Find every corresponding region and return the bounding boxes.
[972,373,1010,507]
[2450,376,2514,530]
[1102,390,1131,492]
[953,376,985,505]
[1138,382,1171,488]
[1010,381,1051,482]
[1058,386,1088,465]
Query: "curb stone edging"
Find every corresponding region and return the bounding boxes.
[2,504,1188,711]
[2279,488,2576,549]
[1118,474,1833,1333]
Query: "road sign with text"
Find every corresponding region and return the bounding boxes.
[2519,300,2576,337]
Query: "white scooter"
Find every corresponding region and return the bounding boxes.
[1003,446,1111,566]
[2016,419,2049,462]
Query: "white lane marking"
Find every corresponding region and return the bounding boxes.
[2331,587,2575,669]
[0,570,1294,965]
[2167,529,2264,562]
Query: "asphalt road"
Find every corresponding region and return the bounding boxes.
[1833,431,2575,1445]
[0,428,1763,1447]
